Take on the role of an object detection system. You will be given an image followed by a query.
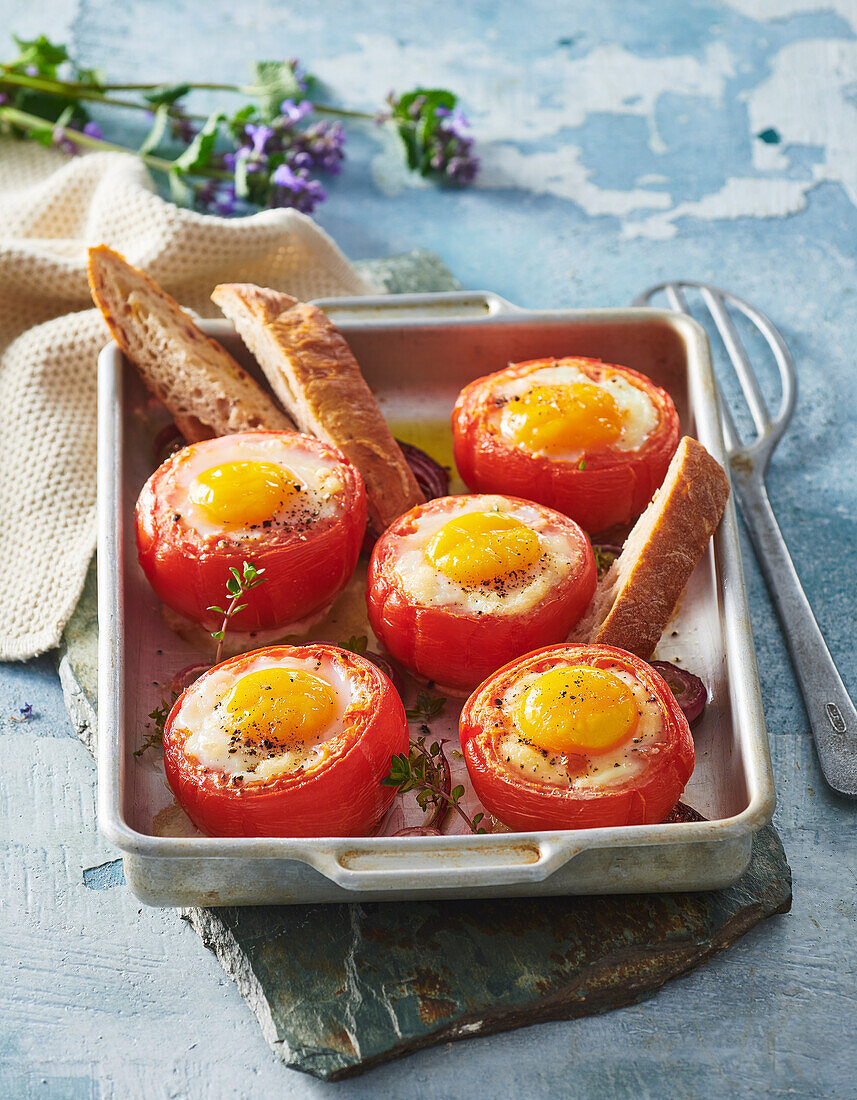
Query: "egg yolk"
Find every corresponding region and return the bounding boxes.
[190,460,299,526]
[515,665,638,754]
[221,668,336,744]
[500,382,623,454]
[424,511,541,587]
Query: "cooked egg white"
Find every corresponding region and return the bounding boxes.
[173,651,359,783]
[491,360,658,461]
[164,436,346,541]
[392,495,579,616]
[495,665,663,789]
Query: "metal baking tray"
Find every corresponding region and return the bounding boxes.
[97,291,776,906]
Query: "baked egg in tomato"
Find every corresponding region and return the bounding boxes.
[163,644,408,837]
[135,431,366,632]
[366,494,596,694]
[459,643,694,831]
[452,357,680,533]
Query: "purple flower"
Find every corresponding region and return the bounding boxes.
[83,121,103,140]
[288,119,346,175]
[280,98,313,125]
[289,58,308,92]
[244,122,275,158]
[271,163,326,213]
[10,702,33,722]
[52,125,78,155]
[196,179,240,217]
[169,108,197,144]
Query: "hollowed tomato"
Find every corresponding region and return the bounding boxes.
[459,643,694,831]
[366,494,596,694]
[452,357,680,534]
[162,644,408,837]
[135,431,366,632]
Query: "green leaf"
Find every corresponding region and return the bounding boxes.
[341,634,368,656]
[251,60,303,119]
[207,605,226,615]
[12,34,69,76]
[227,103,257,139]
[757,127,781,145]
[168,168,193,207]
[232,602,248,613]
[210,629,225,640]
[139,103,170,155]
[143,82,191,107]
[473,812,484,826]
[451,784,464,802]
[173,110,223,173]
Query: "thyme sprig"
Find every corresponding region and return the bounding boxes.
[134,695,178,757]
[207,561,266,664]
[405,689,446,722]
[383,737,486,834]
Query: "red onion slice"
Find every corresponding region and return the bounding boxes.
[650,661,708,724]
[663,800,706,823]
[396,439,450,501]
[364,650,404,695]
[392,826,444,837]
[153,423,186,466]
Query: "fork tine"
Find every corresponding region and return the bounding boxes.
[724,292,797,431]
[663,283,690,313]
[716,394,742,452]
[699,287,771,436]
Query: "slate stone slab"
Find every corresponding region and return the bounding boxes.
[183,826,790,1080]
[57,249,792,1081]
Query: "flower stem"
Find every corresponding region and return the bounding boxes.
[0,71,164,113]
[0,105,232,179]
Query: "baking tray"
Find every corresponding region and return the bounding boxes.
[97,291,776,906]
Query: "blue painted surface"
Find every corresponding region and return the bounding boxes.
[2,1,857,1096]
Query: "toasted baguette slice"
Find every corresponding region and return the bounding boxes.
[88,246,295,441]
[211,283,424,531]
[574,436,730,659]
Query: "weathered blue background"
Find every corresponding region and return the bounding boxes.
[2,1,857,1096]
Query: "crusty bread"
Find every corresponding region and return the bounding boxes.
[211,283,424,532]
[574,436,730,659]
[88,246,295,441]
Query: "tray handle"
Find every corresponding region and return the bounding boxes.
[311,290,519,320]
[305,837,587,892]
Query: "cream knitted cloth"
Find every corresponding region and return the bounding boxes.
[0,140,375,661]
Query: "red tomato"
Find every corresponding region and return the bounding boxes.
[366,495,596,694]
[135,431,366,632]
[452,358,680,534]
[163,644,408,837]
[459,643,694,831]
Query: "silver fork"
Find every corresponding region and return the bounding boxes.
[636,281,857,798]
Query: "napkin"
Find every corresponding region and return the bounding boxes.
[0,140,374,660]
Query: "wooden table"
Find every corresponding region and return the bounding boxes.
[2,2,856,1096]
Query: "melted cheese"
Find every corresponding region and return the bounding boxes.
[491,361,658,461]
[391,495,579,616]
[496,666,663,788]
[173,652,358,784]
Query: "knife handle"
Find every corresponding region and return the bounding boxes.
[734,471,857,798]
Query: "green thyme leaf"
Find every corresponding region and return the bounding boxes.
[341,635,368,656]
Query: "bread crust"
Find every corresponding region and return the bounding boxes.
[211,283,424,532]
[87,245,295,441]
[580,436,730,659]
